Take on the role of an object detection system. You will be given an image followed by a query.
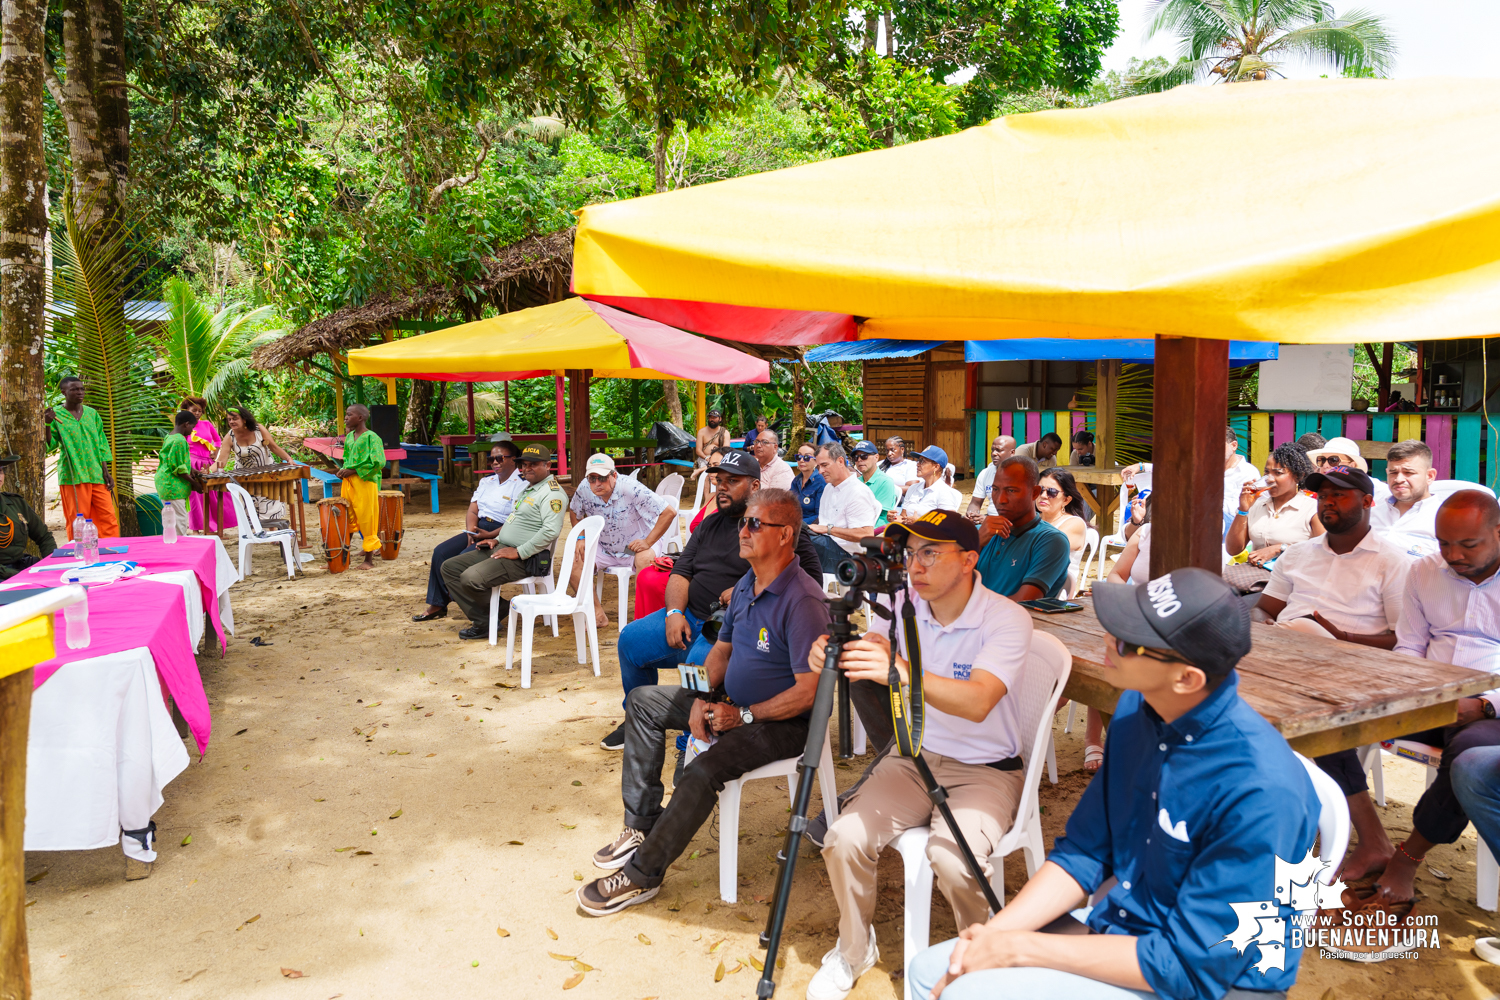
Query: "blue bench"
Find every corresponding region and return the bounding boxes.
[297,463,440,514]
[403,469,441,513]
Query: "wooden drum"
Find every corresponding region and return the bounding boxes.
[377,490,405,561]
[317,496,353,573]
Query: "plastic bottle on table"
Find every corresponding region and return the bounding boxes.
[71,514,86,550]
[79,518,98,565]
[162,502,178,544]
[63,586,91,649]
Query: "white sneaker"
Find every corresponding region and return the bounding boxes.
[805,928,879,1000]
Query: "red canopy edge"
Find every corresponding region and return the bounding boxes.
[580,294,857,346]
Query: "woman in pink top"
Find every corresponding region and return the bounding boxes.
[182,396,237,531]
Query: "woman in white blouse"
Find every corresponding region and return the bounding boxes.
[1224,443,1323,566]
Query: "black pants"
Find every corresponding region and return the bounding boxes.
[620,686,810,888]
[1315,749,1368,797]
[425,517,501,609]
[1408,718,1500,845]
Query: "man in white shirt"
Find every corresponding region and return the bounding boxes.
[808,441,882,573]
[569,453,679,627]
[897,445,963,522]
[805,511,1032,1000]
[1363,491,1500,909]
[752,429,794,491]
[1371,439,1441,559]
[964,435,1016,521]
[879,436,919,495]
[1254,464,1409,881]
[1222,424,1261,517]
[415,440,524,621]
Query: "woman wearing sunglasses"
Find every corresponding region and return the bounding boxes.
[1035,470,1090,596]
[789,443,826,524]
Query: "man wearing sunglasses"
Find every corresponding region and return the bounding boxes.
[580,490,829,916]
[911,567,1319,1000]
[806,510,1034,1000]
[413,439,523,622]
[568,453,680,629]
[604,451,823,751]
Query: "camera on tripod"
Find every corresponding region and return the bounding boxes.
[834,534,906,595]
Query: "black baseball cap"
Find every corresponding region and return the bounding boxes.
[518,443,552,463]
[715,450,761,479]
[1304,466,1375,495]
[1092,566,1251,680]
[852,440,880,457]
[885,509,980,553]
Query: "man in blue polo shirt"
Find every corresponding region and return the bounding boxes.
[578,488,830,916]
[974,455,1071,601]
[911,568,1321,1000]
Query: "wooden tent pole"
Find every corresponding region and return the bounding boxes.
[1096,359,1119,467]
[381,330,397,404]
[1150,336,1229,577]
[567,370,591,483]
[465,382,476,435]
[331,352,344,427]
[1,667,33,999]
[554,376,568,478]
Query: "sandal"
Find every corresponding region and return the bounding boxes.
[1084,744,1104,772]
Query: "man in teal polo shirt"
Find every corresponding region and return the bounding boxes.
[975,455,1071,601]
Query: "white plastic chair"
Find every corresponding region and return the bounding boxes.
[1095,485,1136,580]
[1074,526,1101,592]
[718,730,841,904]
[892,631,1071,996]
[225,482,299,580]
[498,516,604,688]
[517,534,561,636]
[678,468,714,549]
[1294,751,1351,882]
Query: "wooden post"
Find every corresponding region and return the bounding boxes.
[1149,336,1229,577]
[1096,359,1119,467]
[465,382,476,435]
[331,352,344,427]
[1415,341,1426,408]
[1,668,33,1000]
[381,330,397,404]
[568,369,592,483]
[554,376,568,478]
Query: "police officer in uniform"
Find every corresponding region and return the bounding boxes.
[0,454,57,579]
[440,443,569,639]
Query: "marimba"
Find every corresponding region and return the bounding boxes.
[201,463,311,547]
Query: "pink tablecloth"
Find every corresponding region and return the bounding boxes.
[31,579,211,755]
[34,535,227,650]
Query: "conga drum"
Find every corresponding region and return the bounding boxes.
[317,496,353,573]
[377,490,405,561]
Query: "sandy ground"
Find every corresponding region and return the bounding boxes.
[20,484,1500,999]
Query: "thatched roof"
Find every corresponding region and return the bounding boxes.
[251,229,574,371]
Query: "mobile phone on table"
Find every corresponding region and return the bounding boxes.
[1018,598,1085,614]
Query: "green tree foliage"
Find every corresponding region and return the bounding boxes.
[158,277,280,410]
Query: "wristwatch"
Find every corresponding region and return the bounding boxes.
[740,706,755,726]
[1483,699,1496,720]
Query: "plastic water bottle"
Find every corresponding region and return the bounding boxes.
[63,586,91,649]
[71,513,86,551]
[79,518,98,565]
[162,502,178,544]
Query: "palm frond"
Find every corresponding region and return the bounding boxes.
[159,276,277,408]
[1146,0,1242,60]
[1264,12,1397,76]
[54,190,170,521]
[204,357,255,409]
[446,391,509,422]
[1132,56,1218,93]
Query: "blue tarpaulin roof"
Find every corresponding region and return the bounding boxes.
[805,339,1278,364]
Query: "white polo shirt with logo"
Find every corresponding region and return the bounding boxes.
[471,469,525,522]
[1262,529,1411,635]
[879,579,1033,764]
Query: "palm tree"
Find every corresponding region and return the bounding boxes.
[1136,0,1395,91]
[158,277,278,411]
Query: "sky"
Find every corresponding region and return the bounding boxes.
[1102,0,1500,80]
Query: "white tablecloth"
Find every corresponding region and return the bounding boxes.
[25,647,189,861]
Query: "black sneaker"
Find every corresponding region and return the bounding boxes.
[458,624,487,640]
[577,871,658,916]
[592,828,646,870]
[600,724,625,751]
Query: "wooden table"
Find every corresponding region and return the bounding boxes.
[1053,464,1130,533]
[1032,599,1499,757]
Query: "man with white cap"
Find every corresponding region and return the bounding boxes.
[569,453,680,628]
[1306,435,1392,503]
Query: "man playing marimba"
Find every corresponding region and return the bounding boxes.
[337,404,387,571]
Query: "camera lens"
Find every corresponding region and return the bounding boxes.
[836,555,876,588]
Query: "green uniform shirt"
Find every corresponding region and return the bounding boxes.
[341,429,386,483]
[861,469,900,528]
[154,433,193,501]
[0,490,57,578]
[496,476,567,560]
[48,405,112,486]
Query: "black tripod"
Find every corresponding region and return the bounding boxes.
[755,587,1001,997]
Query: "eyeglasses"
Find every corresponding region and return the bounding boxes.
[905,544,960,568]
[1113,637,1188,664]
[586,473,613,485]
[1038,487,1062,499]
[738,516,789,533]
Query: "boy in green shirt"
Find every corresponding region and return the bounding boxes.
[337,404,387,570]
[155,410,198,532]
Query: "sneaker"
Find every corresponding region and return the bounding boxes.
[672,745,687,786]
[592,828,646,870]
[457,624,488,640]
[805,929,878,1000]
[577,870,659,916]
[600,724,625,752]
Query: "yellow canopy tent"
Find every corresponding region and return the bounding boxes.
[574,77,1500,347]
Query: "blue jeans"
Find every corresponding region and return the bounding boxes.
[909,935,1153,1000]
[614,607,713,708]
[1452,744,1500,857]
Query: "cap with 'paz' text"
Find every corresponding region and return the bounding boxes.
[884,509,980,553]
[519,443,553,463]
[1091,566,1251,680]
[714,450,761,480]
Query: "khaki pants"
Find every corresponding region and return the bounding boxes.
[822,752,1023,965]
[439,546,538,623]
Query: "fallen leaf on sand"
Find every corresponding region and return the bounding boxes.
[637,933,651,945]
[546,927,559,940]
[497,928,510,937]
[354,851,372,856]
[735,912,753,922]
[667,897,682,912]
[728,961,744,974]
[1428,865,1452,881]
[571,780,582,786]
[573,871,584,881]
[714,961,725,983]
[366,702,381,708]
[749,954,764,971]
[280,968,304,978]
[181,834,193,846]
[389,808,403,820]
[689,850,700,860]
[334,846,357,852]
[313,798,325,802]
[235,729,248,736]
[426,753,436,757]
[560,823,576,830]
[709,938,726,954]
[472,961,480,967]
[507,840,524,846]
[571,960,594,972]
[563,973,584,989]
[26,870,47,883]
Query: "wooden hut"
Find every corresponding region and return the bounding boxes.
[859,343,970,474]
